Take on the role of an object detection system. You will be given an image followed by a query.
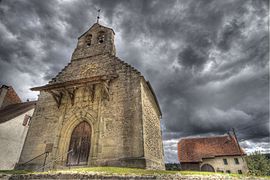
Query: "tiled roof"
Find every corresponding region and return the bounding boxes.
[0,101,36,124]
[178,135,245,163]
[0,85,22,109]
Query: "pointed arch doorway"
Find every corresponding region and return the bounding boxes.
[67,121,91,166]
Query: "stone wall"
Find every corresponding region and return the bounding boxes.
[18,92,61,170]
[141,79,165,170]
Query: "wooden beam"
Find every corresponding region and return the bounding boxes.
[49,90,63,108]
[31,74,118,91]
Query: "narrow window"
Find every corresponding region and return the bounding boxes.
[97,31,105,44]
[238,170,242,174]
[223,159,228,165]
[85,34,92,47]
[23,114,31,126]
[234,158,239,164]
[226,170,231,173]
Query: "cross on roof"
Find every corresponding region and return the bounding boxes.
[97,9,101,24]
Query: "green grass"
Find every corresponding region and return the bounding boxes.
[48,166,180,176]
[180,170,224,176]
[50,167,232,176]
[0,169,32,174]
[0,167,269,179]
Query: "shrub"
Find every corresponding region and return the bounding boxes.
[246,151,270,176]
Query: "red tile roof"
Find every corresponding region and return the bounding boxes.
[0,101,36,124]
[178,135,245,163]
[0,85,22,109]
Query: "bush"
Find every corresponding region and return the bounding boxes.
[165,163,181,170]
[246,151,270,176]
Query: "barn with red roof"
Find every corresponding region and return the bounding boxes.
[178,135,248,174]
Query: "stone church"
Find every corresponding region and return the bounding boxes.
[18,23,165,170]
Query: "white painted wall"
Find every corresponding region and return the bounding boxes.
[0,108,34,170]
[201,155,248,174]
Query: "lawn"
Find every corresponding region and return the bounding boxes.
[0,167,269,179]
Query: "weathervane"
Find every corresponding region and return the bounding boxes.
[97,9,101,23]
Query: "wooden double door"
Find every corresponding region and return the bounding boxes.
[67,121,91,166]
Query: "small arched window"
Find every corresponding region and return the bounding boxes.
[97,31,105,44]
[85,34,92,47]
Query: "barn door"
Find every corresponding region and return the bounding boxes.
[201,164,215,172]
[67,121,91,166]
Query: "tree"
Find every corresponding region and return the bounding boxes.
[246,151,270,176]
[165,163,181,170]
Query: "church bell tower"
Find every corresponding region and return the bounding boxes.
[72,23,116,60]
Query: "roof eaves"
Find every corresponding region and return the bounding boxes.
[0,101,36,124]
[145,80,162,117]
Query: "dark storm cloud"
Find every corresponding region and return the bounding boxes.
[0,0,99,95]
[177,46,208,69]
[0,0,269,162]
[218,19,245,51]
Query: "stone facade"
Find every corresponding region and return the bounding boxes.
[18,23,165,170]
[141,81,164,169]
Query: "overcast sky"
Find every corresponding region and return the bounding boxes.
[0,0,269,163]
